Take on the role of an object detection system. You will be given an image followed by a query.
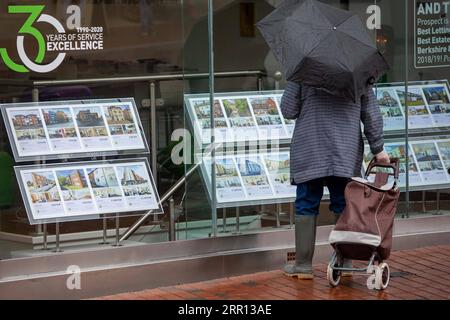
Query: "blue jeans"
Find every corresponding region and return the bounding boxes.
[295,176,350,216]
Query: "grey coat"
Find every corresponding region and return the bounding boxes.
[280,82,384,184]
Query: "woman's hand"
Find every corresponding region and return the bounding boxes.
[375,151,390,164]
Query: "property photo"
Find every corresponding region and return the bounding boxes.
[87,167,122,198]
[104,105,138,135]
[215,158,243,189]
[423,86,450,105]
[250,97,283,126]
[377,89,401,108]
[412,143,445,174]
[56,169,92,201]
[74,107,108,138]
[116,165,152,196]
[23,171,61,204]
[396,88,426,107]
[9,109,47,141]
[237,157,270,186]
[42,108,78,139]
[222,98,257,129]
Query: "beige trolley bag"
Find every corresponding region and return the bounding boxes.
[327,158,400,290]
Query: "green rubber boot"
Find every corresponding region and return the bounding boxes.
[334,214,353,277]
[283,215,317,279]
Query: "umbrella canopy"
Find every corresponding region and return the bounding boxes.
[257,0,389,102]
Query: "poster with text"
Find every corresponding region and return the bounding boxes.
[42,107,81,152]
[396,88,434,129]
[411,142,448,184]
[375,88,405,131]
[275,95,295,136]
[214,157,247,202]
[116,164,159,210]
[262,152,296,197]
[74,106,112,150]
[55,168,96,214]
[21,170,65,220]
[17,160,162,223]
[249,96,287,140]
[384,144,422,186]
[7,108,51,156]
[2,100,148,161]
[436,140,450,175]
[422,85,450,127]
[86,166,126,212]
[222,98,259,141]
[236,155,273,198]
[103,103,146,150]
[191,98,230,144]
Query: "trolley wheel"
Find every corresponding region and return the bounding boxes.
[327,262,341,287]
[375,262,390,290]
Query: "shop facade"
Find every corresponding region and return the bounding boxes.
[1,0,450,298]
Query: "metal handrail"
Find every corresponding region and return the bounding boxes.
[0,70,266,87]
[120,144,220,242]
[34,71,266,86]
[119,162,199,242]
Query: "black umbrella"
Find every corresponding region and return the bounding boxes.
[257,0,389,102]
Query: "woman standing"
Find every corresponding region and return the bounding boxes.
[280,82,390,279]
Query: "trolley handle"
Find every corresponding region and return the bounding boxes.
[364,157,400,181]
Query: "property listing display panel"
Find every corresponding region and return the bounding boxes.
[187,82,450,148]
[1,100,147,160]
[375,81,450,131]
[187,93,291,145]
[203,137,450,207]
[202,151,298,205]
[364,139,450,187]
[16,159,162,224]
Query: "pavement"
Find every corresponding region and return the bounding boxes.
[96,244,450,300]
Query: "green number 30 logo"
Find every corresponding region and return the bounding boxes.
[0,5,66,73]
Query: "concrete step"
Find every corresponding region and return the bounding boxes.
[1,214,450,299]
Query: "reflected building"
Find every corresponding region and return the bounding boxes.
[107,106,132,123]
[76,110,102,126]
[121,167,147,185]
[239,160,262,176]
[12,114,41,127]
[44,110,70,125]
[30,173,53,188]
[59,170,87,189]
[88,167,118,188]
[251,98,278,115]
